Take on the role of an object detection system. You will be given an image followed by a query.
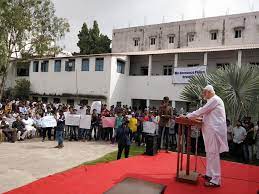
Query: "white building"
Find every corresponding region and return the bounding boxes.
[6,11,259,111]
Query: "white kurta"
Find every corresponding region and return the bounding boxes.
[187,95,229,154]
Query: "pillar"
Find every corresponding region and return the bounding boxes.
[146,99,150,109]
[203,52,208,66]
[174,53,178,67]
[237,50,242,68]
[148,55,152,76]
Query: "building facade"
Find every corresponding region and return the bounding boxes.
[6,11,259,111]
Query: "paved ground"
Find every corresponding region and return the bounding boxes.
[0,139,117,193]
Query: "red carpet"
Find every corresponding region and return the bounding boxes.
[5,152,259,194]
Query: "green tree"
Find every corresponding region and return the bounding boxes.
[180,64,259,124]
[0,0,70,99]
[77,20,111,54]
[13,79,31,99]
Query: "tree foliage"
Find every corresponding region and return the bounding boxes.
[0,0,70,99]
[77,21,111,54]
[180,64,259,124]
[13,79,31,99]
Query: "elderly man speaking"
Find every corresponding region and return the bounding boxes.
[185,85,228,187]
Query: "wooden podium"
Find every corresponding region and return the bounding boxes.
[175,117,202,184]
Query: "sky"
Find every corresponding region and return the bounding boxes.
[52,0,259,52]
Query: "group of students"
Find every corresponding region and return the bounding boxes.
[1,98,258,163]
[0,98,178,154]
[227,118,259,162]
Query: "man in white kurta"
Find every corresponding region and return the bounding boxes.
[186,85,229,187]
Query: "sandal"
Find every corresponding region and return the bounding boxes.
[204,181,220,187]
[202,175,212,181]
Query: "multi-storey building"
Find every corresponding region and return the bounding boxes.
[6,11,259,111]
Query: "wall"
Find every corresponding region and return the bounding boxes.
[108,56,130,106]
[29,56,112,98]
[126,76,186,103]
[112,12,259,53]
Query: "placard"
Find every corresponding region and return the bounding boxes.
[79,115,92,129]
[143,121,157,134]
[41,116,57,128]
[65,114,81,126]
[102,117,116,128]
[91,101,101,114]
[126,115,132,120]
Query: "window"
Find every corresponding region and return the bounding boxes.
[67,99,74,106]
[81,58,89,71]
[65,59,75,72]
[53,98,61,103]
[216,63,229,69]
[187,64,199,67]
[134,39,139,46]
[54,60,61,72]
[41,61,49,72]
[95,58,104,71]
[169,36,174,44]
[250,62,259,66]
[17,64,29,76]
[117,60,125,74]
[80,99,88,106]
[188,33,195,42]
[150,37,156,45]
[42,97,48,103]
[163,65,172,75]
[211,32,217,40]
[235,29,242,38]
[33,61,39,72]
[140,66,148,75]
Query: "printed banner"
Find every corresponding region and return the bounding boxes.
[79,115,92,129]
[102,117,116,128]
[65,114,81,126]
[41,116,57,128]
[143,121,157,134]
[173,66,207,84]
[91,101,102,114]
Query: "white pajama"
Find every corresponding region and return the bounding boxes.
[187,95,229,186]
[17,131,28,140]
[206,152,221,185]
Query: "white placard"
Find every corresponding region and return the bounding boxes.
[91,101,101,114]
[126,115,132,120]
[41,116,57,128]
[79,115,92,129]
[143,121,157,134]
[65,114,81,126]
[173,66,207,84]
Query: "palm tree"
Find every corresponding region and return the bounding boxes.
[180,73,209,108]
[180,64,259,124]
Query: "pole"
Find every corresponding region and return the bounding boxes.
[186,125,191,175]
[194,129,199,172]
[176,124,182,178]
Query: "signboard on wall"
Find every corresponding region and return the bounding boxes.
[172,66,207,84]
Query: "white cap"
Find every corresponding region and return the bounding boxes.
[204,85,215,93]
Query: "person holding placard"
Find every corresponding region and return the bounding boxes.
[89,109,99,141]
[54,110,65,149]
[42,107,53,141]
[69,107,79,141]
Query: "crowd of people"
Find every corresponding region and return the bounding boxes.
[0,97,258,162]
